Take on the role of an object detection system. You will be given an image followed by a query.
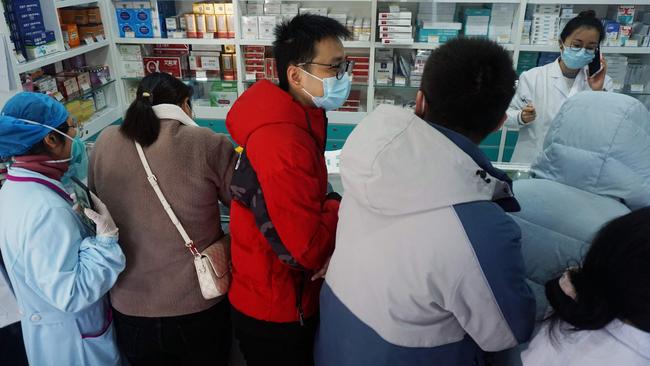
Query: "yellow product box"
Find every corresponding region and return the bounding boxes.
[192,2,204,14]
[214,3,226,15]
[225,3,234,15]
[203,2,215,14]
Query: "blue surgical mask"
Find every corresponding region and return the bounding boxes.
[561,46,595,70]
[301,69,352,111]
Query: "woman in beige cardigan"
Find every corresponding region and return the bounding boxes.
[89,72,237,365]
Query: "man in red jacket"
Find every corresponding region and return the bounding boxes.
[226,14,351,366]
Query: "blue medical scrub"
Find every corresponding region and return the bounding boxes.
[0,167,126,365]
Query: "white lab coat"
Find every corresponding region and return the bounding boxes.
[506,59,613,163]
[0,167,126,366]
[522,319,650,365]
[0,265,20,328]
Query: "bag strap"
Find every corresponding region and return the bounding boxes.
[134,142,200,257]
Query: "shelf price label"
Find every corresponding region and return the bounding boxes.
[84,37,95,45]
[203,33,214,39]
[96,35,105,42]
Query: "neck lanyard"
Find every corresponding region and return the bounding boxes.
[6,175,72,204]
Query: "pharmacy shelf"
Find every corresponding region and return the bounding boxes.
[63,80,117,106]
[379,0,518,2]
[240,39,372,48]
[375,84,419,90]
[15,40,110,74]
[194,105,230,120]
[115,37,236,45]
[375,42,515,51]
[528,0,650,4]
[55,0,98,9]
[520,44,650,54]
[519,44,558,52]
[79,106,122,141]
[327,111,367,124]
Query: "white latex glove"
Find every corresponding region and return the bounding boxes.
[84,192,119,239]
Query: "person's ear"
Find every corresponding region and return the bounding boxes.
[181,97,192,117]
[287,65,303,89]
[415,90,427,119]
[43,132,62,150]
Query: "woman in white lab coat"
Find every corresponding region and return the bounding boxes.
[506,10,613,163]
[522,208,650,366]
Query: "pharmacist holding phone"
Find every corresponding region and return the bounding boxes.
[0,92,125,366]
[506,10,612,163]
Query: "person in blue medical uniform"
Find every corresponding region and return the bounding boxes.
[0,92,126,366]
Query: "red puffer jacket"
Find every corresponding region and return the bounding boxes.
[226,80,340,323]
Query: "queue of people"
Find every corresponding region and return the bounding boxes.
[1,11,649,366]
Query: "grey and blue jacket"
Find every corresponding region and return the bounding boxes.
[315,105,536,366]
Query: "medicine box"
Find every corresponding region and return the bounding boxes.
[143,56,184,77]
[282,3,299,15]
[118,44,142,61]
[379,12,412,20]
[374,60,394,85]
[123,60,145,77]
[264,2,282,15]
[258,16,277,39]
[241,16,259,39]
[247,3,263,15]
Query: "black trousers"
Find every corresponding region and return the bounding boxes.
[0,322,28,366]
[113,300,231,366]
[232,307,318,366]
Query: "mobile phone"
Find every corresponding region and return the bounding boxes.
[588,47,601,77]
[70,177,97,230]
[70,176,95,211]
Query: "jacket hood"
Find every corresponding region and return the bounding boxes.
[532,91,650,210]
[226,80,325,147]
[340,105,519,216]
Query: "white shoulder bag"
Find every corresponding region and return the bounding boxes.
[135,142,231,299]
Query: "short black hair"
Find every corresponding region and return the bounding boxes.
[545,207,650,335]
[121,73,193,147]
[560,10,605,43]
[420,38,516,143]
[273,14,351,91]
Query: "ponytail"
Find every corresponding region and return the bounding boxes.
[122,92,160,147]
[120,73,193,147]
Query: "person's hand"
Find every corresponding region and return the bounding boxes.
[84,192,119,239]
[520,103,537,124]
[588,54,608,91]
[311,257,331,281]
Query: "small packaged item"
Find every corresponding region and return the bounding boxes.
[241,16,258,39]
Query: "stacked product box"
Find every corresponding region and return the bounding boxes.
[348,55,369,85]
[607,54,629,91]
[59,7,105,46]
[243,46,266,81]
[530,5,561,45]
[417,22,461,44]
[189,44,222,79]
[558,5,574,38]
[242,2,307,40]
[118,44,146,78]
[115,0,177,39]
[170,2,234,39]
[374,48,394,85]
[378,10,413,45]
[144,44,190,77]
[4,0,59,61]
[410,50,430,88]
[489,4,516,44]
[221,45,237,81]
[464,8,491,38]
[521,19,532,44]
[209,80,238,108]
[417,2,455,23]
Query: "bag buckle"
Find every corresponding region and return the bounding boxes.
[185,241,200,256]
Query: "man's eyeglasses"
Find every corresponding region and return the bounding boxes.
[298,59,355,80]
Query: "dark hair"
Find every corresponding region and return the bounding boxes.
[273,14,351,91]
[25,121,70,156]
[121,73,193,147]
[545,207,650,335]
[419,38,516,143]
[560,10,605,43]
